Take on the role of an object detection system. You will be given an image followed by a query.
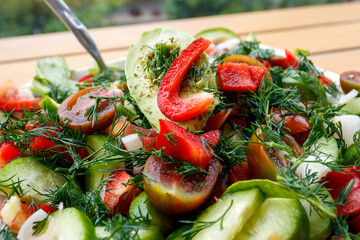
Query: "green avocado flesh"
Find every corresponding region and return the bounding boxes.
[125,28,218,132]
[195,27,239,43]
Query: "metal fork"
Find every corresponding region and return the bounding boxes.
[44,0,107,71]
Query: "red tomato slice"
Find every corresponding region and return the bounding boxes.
[229,162,252,184]
[58,86,124,134]
[269,56,289,69]
[143,155,222,214]
[272,108,311,134]
[78,74,94,83]
[157,37,214,122]
[0,142,22,168]
[104,116,157,139]
[204,109,233,132]
[217,62,266,92]
[104,170,140,215]
[155,119,220,169]
[0,80,42,112]
[349,214,360,233]
[285,49,299,68]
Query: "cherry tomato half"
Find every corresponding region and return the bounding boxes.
[247,128,304,181]
[143,155,222,214]
[58,86,123,134]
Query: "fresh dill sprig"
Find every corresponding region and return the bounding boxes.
[144,43,180,85]
[99,213,151,240]
[42,174,109,225]
[32,214,50,236]
[77,68,125,89]
[163,131,178,147]
[180,200,233,240]
[0,224,17,240]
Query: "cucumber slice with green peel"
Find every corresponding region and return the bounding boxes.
[0,157,65,204]
[85,134,125,191]
[95,225,164,240]
[192,187,264,240]
[46,207,95,240]
[300,199,332,240]
[341,97,360,115]
[137,226,164,240]
[129,192,173,233]
[195,28,239,44]
[224,179,337,219]
[39,95,60,115]
[342,143,360,165]
[296,136,339,180]
[234,198,309,240]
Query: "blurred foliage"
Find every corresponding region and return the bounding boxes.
[0,0,128,38]
[163,0,357,19]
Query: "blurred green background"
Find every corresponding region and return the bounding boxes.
[1,0,357,38]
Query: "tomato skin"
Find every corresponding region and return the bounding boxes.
[157,37,214,122]
[285,49,299,68]
[0,142,22,168]
[155,119,220,169]
[0,80,41,112]
[58,86,123,134]
[272,108,311,134]
[349,214,360,233]
[143,155,222,214]
[204,109,232,132]
[104,170,140,215]
[104,116,157,139]
[229,162,252,184]
[269,55,289,69]
[217,62,266,92]
[247,128,303,181]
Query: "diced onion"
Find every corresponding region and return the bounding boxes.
[17,209,56,240]
[122,134,143,151]
[332,115,360,146]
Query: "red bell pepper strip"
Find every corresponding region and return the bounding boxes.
[155,119,221,169]
[0,142,22,168]
[285,49,299,69]
[324,167,360,216]
[217,62,266,92]
[157,37,214,122]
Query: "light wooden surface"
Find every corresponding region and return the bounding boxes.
[1,2,360,85]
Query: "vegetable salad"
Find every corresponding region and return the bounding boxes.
[0,27,360,240]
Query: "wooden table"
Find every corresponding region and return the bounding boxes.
[1,2,360,86]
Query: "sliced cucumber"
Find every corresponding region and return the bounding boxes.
[39,95,60,115]
[137,225,164,240]
[235,198,309,240]
[85,134,124,191]
[0,157,65,204]
[300,199,332,240]
[343,143,360,165]
[195,27,239,44]
[129,192,173,233]
[49,207,95,240]
[296,136,338,180]
[193,187,264,240]
[342,97,360,115]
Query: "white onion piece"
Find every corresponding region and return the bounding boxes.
[122,134,144,175]
[332,115,360,146]
[122,134,143,151]
[215,38,241,51]
[328,89,358,105]
[17,209,56,240]
[296,156,331,181]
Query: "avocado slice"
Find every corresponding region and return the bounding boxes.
[125,28,218,132]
